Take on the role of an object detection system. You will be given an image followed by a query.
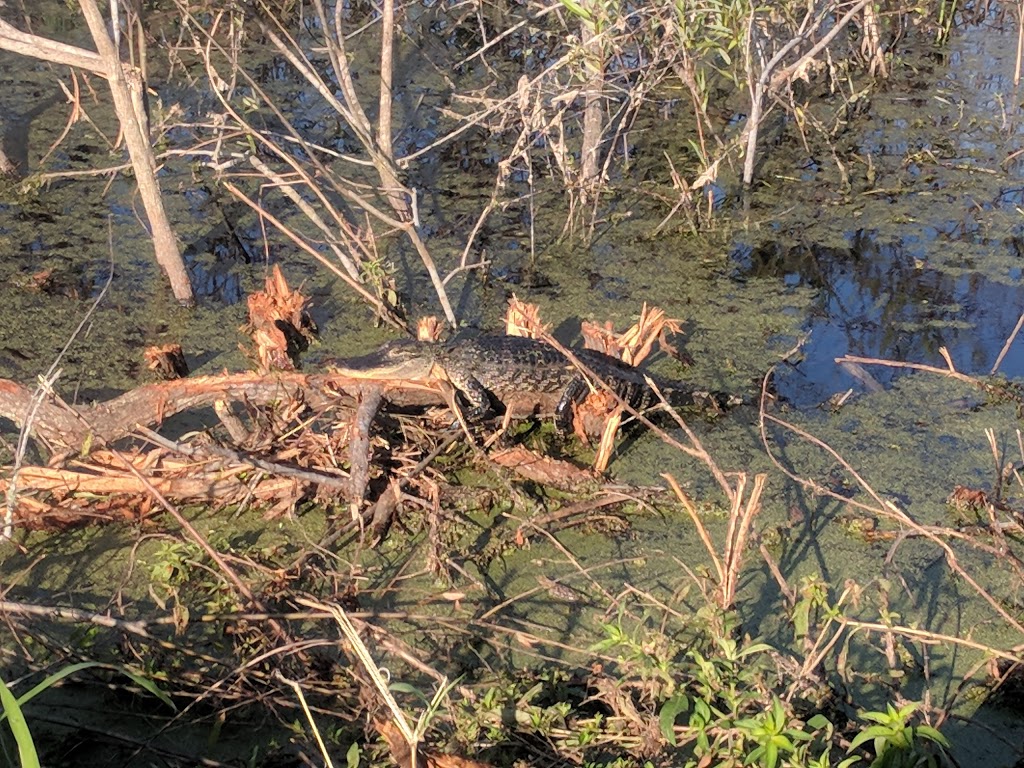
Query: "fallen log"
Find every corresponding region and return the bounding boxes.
[0,369,567,530]
[0,372,554,451]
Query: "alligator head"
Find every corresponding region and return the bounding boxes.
[329,338,439,381]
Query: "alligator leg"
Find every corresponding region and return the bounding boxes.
[554,377,590,433]
[448,372,498,421]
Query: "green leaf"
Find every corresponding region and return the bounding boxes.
[859,710,893,725]
[915,725,949,747]
[0,662,100,724]
[120,669,175,711]
[735,642,774,659]
[388,681,428,705]
[849,725,890,752]
[693,698,712,723]
[557,0,595,23]
[660,695,690,746]
[0,677,40,768]
[0,662,175,729]
[807,714,832,732]
[771,734,795,751]
[346,741,361,768]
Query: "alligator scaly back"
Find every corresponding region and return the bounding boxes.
[330,334,741,431]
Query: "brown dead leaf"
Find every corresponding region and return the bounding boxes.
[948,485,989,512]
[417,317,443,341]
[374,720,494,768]
[28,268,55,292]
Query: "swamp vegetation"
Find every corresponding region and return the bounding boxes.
[2,0,1024,766]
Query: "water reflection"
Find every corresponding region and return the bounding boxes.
[733,230,1024,408]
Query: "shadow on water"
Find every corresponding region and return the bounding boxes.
[733,229,1024,409]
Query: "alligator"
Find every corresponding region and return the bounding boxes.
[329,334,739,432]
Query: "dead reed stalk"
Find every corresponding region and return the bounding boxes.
[664,472,766,611]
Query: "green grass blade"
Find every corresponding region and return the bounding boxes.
[0,676,40,768]
[0,662,100,725]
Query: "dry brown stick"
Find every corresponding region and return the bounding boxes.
[0,17,109,73]
[664,474,725,584]
[7,374,300,645]
[522,525,618,607]
[245,155,363,281]
[77,0,192,304]
[134,426,351,491]
[0,599,231,669]
[0,599,425,628]
[377,0,396,174]
[101,442,298,647]
[721,473,766,610]
[743,0,870,187]
[0,9,192,303]
[526,490,633,529]
[348,385,384,511]
[249,8,457,326]
[222,181,406,330]
[835,353,981,387]
[477,557,643,622]
[991,311,1024,374]
[842,618,1023,664]
[758,542,797,606]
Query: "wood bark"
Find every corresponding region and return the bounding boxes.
[579,22,605,184]
[0,373,563,451]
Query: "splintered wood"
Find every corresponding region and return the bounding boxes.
[144,344,189,380]
[577,304,683,471]
[242,264,318,373]
[504,294,550,338]
[580,303,682,365]
[1,447,311,528]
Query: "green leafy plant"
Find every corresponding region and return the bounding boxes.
[848,703,950,768]
[736,697,811,768]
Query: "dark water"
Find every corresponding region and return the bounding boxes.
[736,230,1024,408]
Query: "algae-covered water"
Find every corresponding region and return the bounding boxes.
[3,2,1024,765]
